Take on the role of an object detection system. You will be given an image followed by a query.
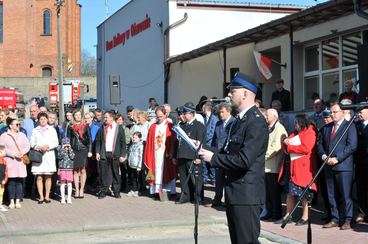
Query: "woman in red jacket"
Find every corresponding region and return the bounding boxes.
[277,114,317,226]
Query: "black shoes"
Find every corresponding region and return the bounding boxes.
[98,193,106,199]
[175,198,189,204]
[295,219,308,226]
[114,194,121,199]
[274,218,293,224]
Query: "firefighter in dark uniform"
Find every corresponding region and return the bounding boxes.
[174,102,205,204]
[199,72,269,244]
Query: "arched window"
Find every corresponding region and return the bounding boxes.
[42,67,52,77]
[43,10,51,35]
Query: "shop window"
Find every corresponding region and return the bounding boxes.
[42,67,52,77]
[0,3,3,43]
[342,32,361,67]
[304,76,319,109]
[342,68,359,93]
[305,45,319,72]
[43,10,51,35]
[322,38,339,70]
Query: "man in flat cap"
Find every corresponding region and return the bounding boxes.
[174,102,205,204]
[199,72,268,244]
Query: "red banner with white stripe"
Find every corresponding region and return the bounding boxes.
[253,50,272,81]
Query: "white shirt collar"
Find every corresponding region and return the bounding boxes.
[238,104,256,120]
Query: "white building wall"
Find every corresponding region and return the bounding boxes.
[168,51,224,109]
[168,1,290,56]
[97,0,168,111]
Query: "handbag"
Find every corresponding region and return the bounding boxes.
[29,149,43,163]
[7,134,30,165]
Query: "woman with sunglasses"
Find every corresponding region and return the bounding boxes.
[0,117,30,209]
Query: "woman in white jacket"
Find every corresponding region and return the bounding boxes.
[30,112,59,204]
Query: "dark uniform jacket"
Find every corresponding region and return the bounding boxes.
[95,124,127,160]
[355,121,368,164]
[176,119,205,160]
[210,105,268,205]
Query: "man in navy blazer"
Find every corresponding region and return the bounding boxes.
[207,102,236,207]
[317,103,357,230]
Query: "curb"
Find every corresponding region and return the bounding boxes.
[260,230,305,244]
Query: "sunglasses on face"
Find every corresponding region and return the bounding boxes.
[12,123,20,127]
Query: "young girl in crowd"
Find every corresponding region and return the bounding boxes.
[127,132,143,197]
[57,138,75,204]
[0,145,8,211]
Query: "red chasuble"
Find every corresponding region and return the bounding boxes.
[144,121,177,186]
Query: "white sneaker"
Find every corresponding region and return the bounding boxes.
[0,205,8,212]
[8,203,15,209]
[61,198,66,204]
[127,191,134,197]
[133,191,139,197]
[67,198,72,204]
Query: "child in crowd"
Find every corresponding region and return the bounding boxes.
[127,132,143,197]
[0,145,8,211]
[57,138,75,204]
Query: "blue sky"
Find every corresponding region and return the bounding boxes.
[78,0,328,57]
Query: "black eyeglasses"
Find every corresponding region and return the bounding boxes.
[13,123,20,127]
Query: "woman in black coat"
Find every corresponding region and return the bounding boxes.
[67,110,92,198]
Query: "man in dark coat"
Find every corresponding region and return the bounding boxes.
[199,72,269,244]
[174,102,205,204]
[354,107,368,223]
[317,103,357,230]
[95,111,127,199]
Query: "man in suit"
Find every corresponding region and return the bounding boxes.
[206,102,236,207]
[317,102,357,230]
[95,111,127,199]
[174,102,205,204]
[354,107,368,223]
[202,102,218,185]
[199,72,269,244]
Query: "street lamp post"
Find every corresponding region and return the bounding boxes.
[56,0,65,125]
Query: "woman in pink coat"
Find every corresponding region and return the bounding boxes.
[0,117,30,209]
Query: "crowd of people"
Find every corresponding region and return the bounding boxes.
[0,77,366,239]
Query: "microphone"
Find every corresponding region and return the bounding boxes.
[340,102,368,111]
[207,97,231,103]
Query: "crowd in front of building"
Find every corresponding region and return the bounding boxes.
[0,76,367,234]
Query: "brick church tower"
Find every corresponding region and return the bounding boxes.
[0,0,81,77]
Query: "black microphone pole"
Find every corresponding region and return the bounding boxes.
[281,114,357,244]
[179,104,216,244]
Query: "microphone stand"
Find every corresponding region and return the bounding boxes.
[177,103,217,244]
[281,114,358,244]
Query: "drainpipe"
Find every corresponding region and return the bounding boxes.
[163,13,188,103]
[353,0,368,20]
[223,48,227,97]
[289,25,294,111]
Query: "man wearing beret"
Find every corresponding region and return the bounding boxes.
[199,72,269,244]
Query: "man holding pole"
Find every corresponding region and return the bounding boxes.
[199,72,268,244]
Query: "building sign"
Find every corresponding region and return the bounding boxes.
[106,14,151,52]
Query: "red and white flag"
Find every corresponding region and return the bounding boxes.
[253,50,272,80]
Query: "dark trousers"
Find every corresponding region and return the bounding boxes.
[355,162,368,216]
[214,167,225,200]
[128,167,139,192]
[325,170,353,223]
[24,164,34,197]
[8,178,23,200]
[265,173,282,219]
[120,163,128,193]
[178,159,203,202]
[202,162,216,182]
[138,142,147,192]
[226,205,261,244]
[318,168,331,218]
[99,153,120,195]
